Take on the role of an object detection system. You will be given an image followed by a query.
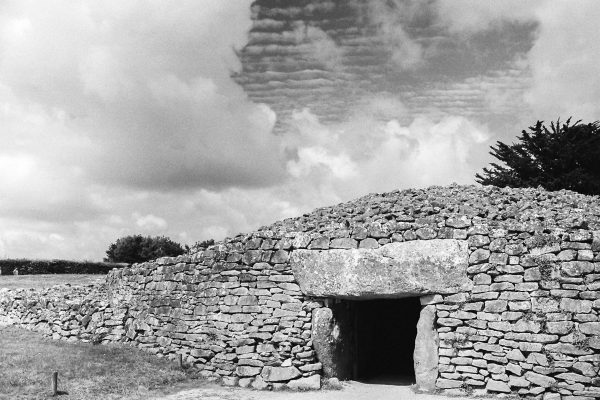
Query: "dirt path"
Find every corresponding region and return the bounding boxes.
[149,382,473,400]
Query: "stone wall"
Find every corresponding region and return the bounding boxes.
[429,226,600,398]
[1,185,600,398]
[1,236,327,390]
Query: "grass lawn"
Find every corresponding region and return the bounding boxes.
[0,274,105,291]
[0,325,203,400]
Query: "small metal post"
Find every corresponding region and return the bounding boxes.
[178,353,183,369]
[51,371,58,396]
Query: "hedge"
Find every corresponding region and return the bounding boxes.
[0,259,127,275]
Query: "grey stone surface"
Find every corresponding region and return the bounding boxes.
[524,371,556,387]
[261,366,301,382]
[287,374,321,390]
[414,305,439,392]
[486,379,511,393]
[310,307,353,380]
[290,240,471,298]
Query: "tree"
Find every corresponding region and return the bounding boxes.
[105,235,187,264]
[476,118,600,195]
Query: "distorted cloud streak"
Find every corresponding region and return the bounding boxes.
[1,0,600,260]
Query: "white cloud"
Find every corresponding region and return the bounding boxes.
[0,0,285,192]
[135,214,168,232]
[524,1,600,121]
[0,1,289,259]
[280,106,491,201]
[287,146,358,179]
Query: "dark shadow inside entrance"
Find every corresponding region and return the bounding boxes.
[350,297,421,385]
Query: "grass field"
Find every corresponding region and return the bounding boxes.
[0,325,203,400]
[0,274,104,291]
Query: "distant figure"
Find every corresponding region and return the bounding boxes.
[13,268,18,276]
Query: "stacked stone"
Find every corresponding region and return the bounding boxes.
[104,230,332,390]
[434,224,600,399]
[0,285,110,342]
[1,184,600,397]
[102,185,600,396]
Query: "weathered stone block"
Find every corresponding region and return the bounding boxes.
[572,362,597,377]
[555,372,591,384]
[546,343,593,356]
[438,318,462,327]
[490,253,508,265]
[236,366,261,377]
[251,376,268,390]
[505,243,526,256]
[474,343,503,353]
[308,236,330,250]
[579,322,600,335]
[468,235,490,247]
[290,240,471,298]
[487,379,511,392]
[416,227,437,240]
[506,348,525,362]
[497,265,524,274]
[261,366,301,382]
[524,371,556,387]
[436,378,463,388]
[560,298,592,313]
[508,376,529,388]
[484,300,507,312]
[414,305,438,392]
[470,249,490,264]
[473,273,492,285]
[329,238,357,249]
[561,261,594,276]
[508,301,530,311]
[271,250,290,263]
[446,215,471,229]
[288,375,321,390]
[546,321,574,335]
[359,238,379,249]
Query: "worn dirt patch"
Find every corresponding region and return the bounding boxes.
[147,381,474,400]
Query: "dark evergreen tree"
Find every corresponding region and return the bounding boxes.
[105,235,187,263]
[476,118,600,195]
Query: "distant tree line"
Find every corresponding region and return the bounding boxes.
[105,235,215,264]
[0,259,122,275]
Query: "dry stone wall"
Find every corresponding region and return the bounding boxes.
[103,240,325,390]
[1,185,600,398]
[431,227,600,399]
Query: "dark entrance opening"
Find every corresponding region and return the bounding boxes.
[352,297,421,385]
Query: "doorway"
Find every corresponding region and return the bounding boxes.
[317,297,422,385]
[352,297,421,384]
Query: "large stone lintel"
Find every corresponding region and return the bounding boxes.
[290,239,471,298]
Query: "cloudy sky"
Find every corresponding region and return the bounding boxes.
[1,0,599,260]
